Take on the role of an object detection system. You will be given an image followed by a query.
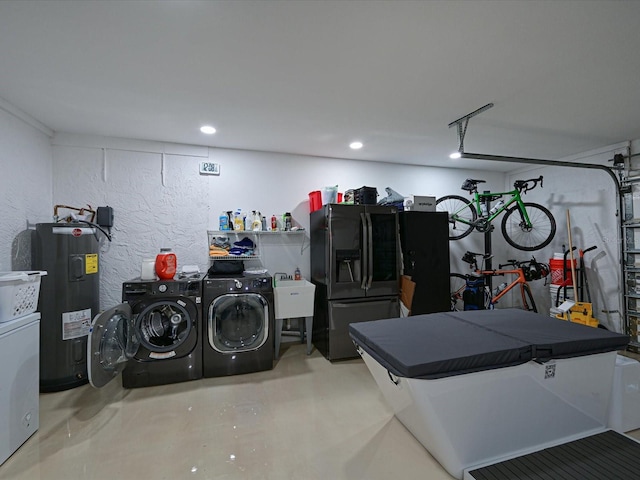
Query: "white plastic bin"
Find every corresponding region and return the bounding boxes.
[608,354,640,433]
[0,271,47,323]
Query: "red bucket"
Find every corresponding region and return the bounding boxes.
[549,258,576,285]
[309,191,322,212]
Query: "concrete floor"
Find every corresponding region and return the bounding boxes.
[1,341,639,480]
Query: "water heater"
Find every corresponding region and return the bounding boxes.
[32,223,100,392]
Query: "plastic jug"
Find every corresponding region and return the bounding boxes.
[140,258,157,280]
[155,248,177,280]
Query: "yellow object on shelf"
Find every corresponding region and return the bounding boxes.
[555,301,599,328]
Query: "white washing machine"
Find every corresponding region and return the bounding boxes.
[0,313,40,465]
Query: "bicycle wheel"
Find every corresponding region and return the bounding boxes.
[501,202,556,251]
[521,283,537,312]
[450,273,467,311]
[436,195,477,240]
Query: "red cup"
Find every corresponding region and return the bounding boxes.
[309,191,322,212]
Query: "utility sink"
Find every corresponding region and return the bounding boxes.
[274,279,316,319]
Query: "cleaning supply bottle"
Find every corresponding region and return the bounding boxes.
[252,211,261,231]
[271,214,277,231]
[294,267,301,280]
[219,211,229,231]
[155,248,177,280]
[233,210,244,231]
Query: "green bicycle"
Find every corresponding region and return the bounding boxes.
[435,176,556,251]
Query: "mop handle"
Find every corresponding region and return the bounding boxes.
[566,210,579,303]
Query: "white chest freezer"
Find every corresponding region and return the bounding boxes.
[0,312,40,465]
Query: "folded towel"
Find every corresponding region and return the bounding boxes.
[233,237,255,248]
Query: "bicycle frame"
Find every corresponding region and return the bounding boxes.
[476,267,529,307]
[451,261,536,311]
[470,189,532,227]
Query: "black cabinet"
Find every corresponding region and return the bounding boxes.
[398,211,450,314]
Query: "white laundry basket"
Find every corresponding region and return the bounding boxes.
[0,271,47,323]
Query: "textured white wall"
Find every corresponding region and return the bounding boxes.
[52,133,505,310]
[4,118,627,331]
[0,107,52,271]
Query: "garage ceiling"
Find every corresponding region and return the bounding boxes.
[1,0,640,172]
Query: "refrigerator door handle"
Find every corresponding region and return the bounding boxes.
[360,212,368,290]
[366,212,374,289]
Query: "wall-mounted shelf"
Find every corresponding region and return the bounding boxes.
[207,230,307,261]
[207,230,306,236]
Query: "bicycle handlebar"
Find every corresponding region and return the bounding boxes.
[498,258,537,270]
[498,260,521,269]
[514,175,544,194]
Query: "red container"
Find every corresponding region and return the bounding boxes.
[337,192,343,203]
[156,248,177,280]
[549,258,576,285]
[309,190,322,212]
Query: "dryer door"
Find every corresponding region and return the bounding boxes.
[88,303,138,388]
[134,299,195,355]
[209,293,269,353]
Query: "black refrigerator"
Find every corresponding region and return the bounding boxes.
[310,204,400,360]
[398,211,450,315]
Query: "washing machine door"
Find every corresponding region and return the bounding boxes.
[88,303,139,388]
[210,293,269,353]
[134,299,195,355]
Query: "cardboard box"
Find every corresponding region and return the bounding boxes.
[400,275,416,315]
[403,195,436,212]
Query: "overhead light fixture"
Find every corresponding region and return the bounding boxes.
[449,151,462,159]
[350,141,363,150]
[200,125,216,134]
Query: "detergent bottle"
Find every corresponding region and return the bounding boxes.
[252,211,262,231]
[219,211,229,231]
[233,210,244,231]
[155,248,177,280]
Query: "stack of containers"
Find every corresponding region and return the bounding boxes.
[549,253,576,316]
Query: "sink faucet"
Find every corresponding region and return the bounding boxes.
[273,272,289,287]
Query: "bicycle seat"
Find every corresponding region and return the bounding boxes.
[461,179,486,191]
[462,251,492,264]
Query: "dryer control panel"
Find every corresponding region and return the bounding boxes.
[249,276,272,291]
[203,274,272,294]
[122,275,204,299]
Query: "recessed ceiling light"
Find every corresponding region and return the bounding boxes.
[200,125,216,134]
[350,141,363,150]
[449,151,462,159]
